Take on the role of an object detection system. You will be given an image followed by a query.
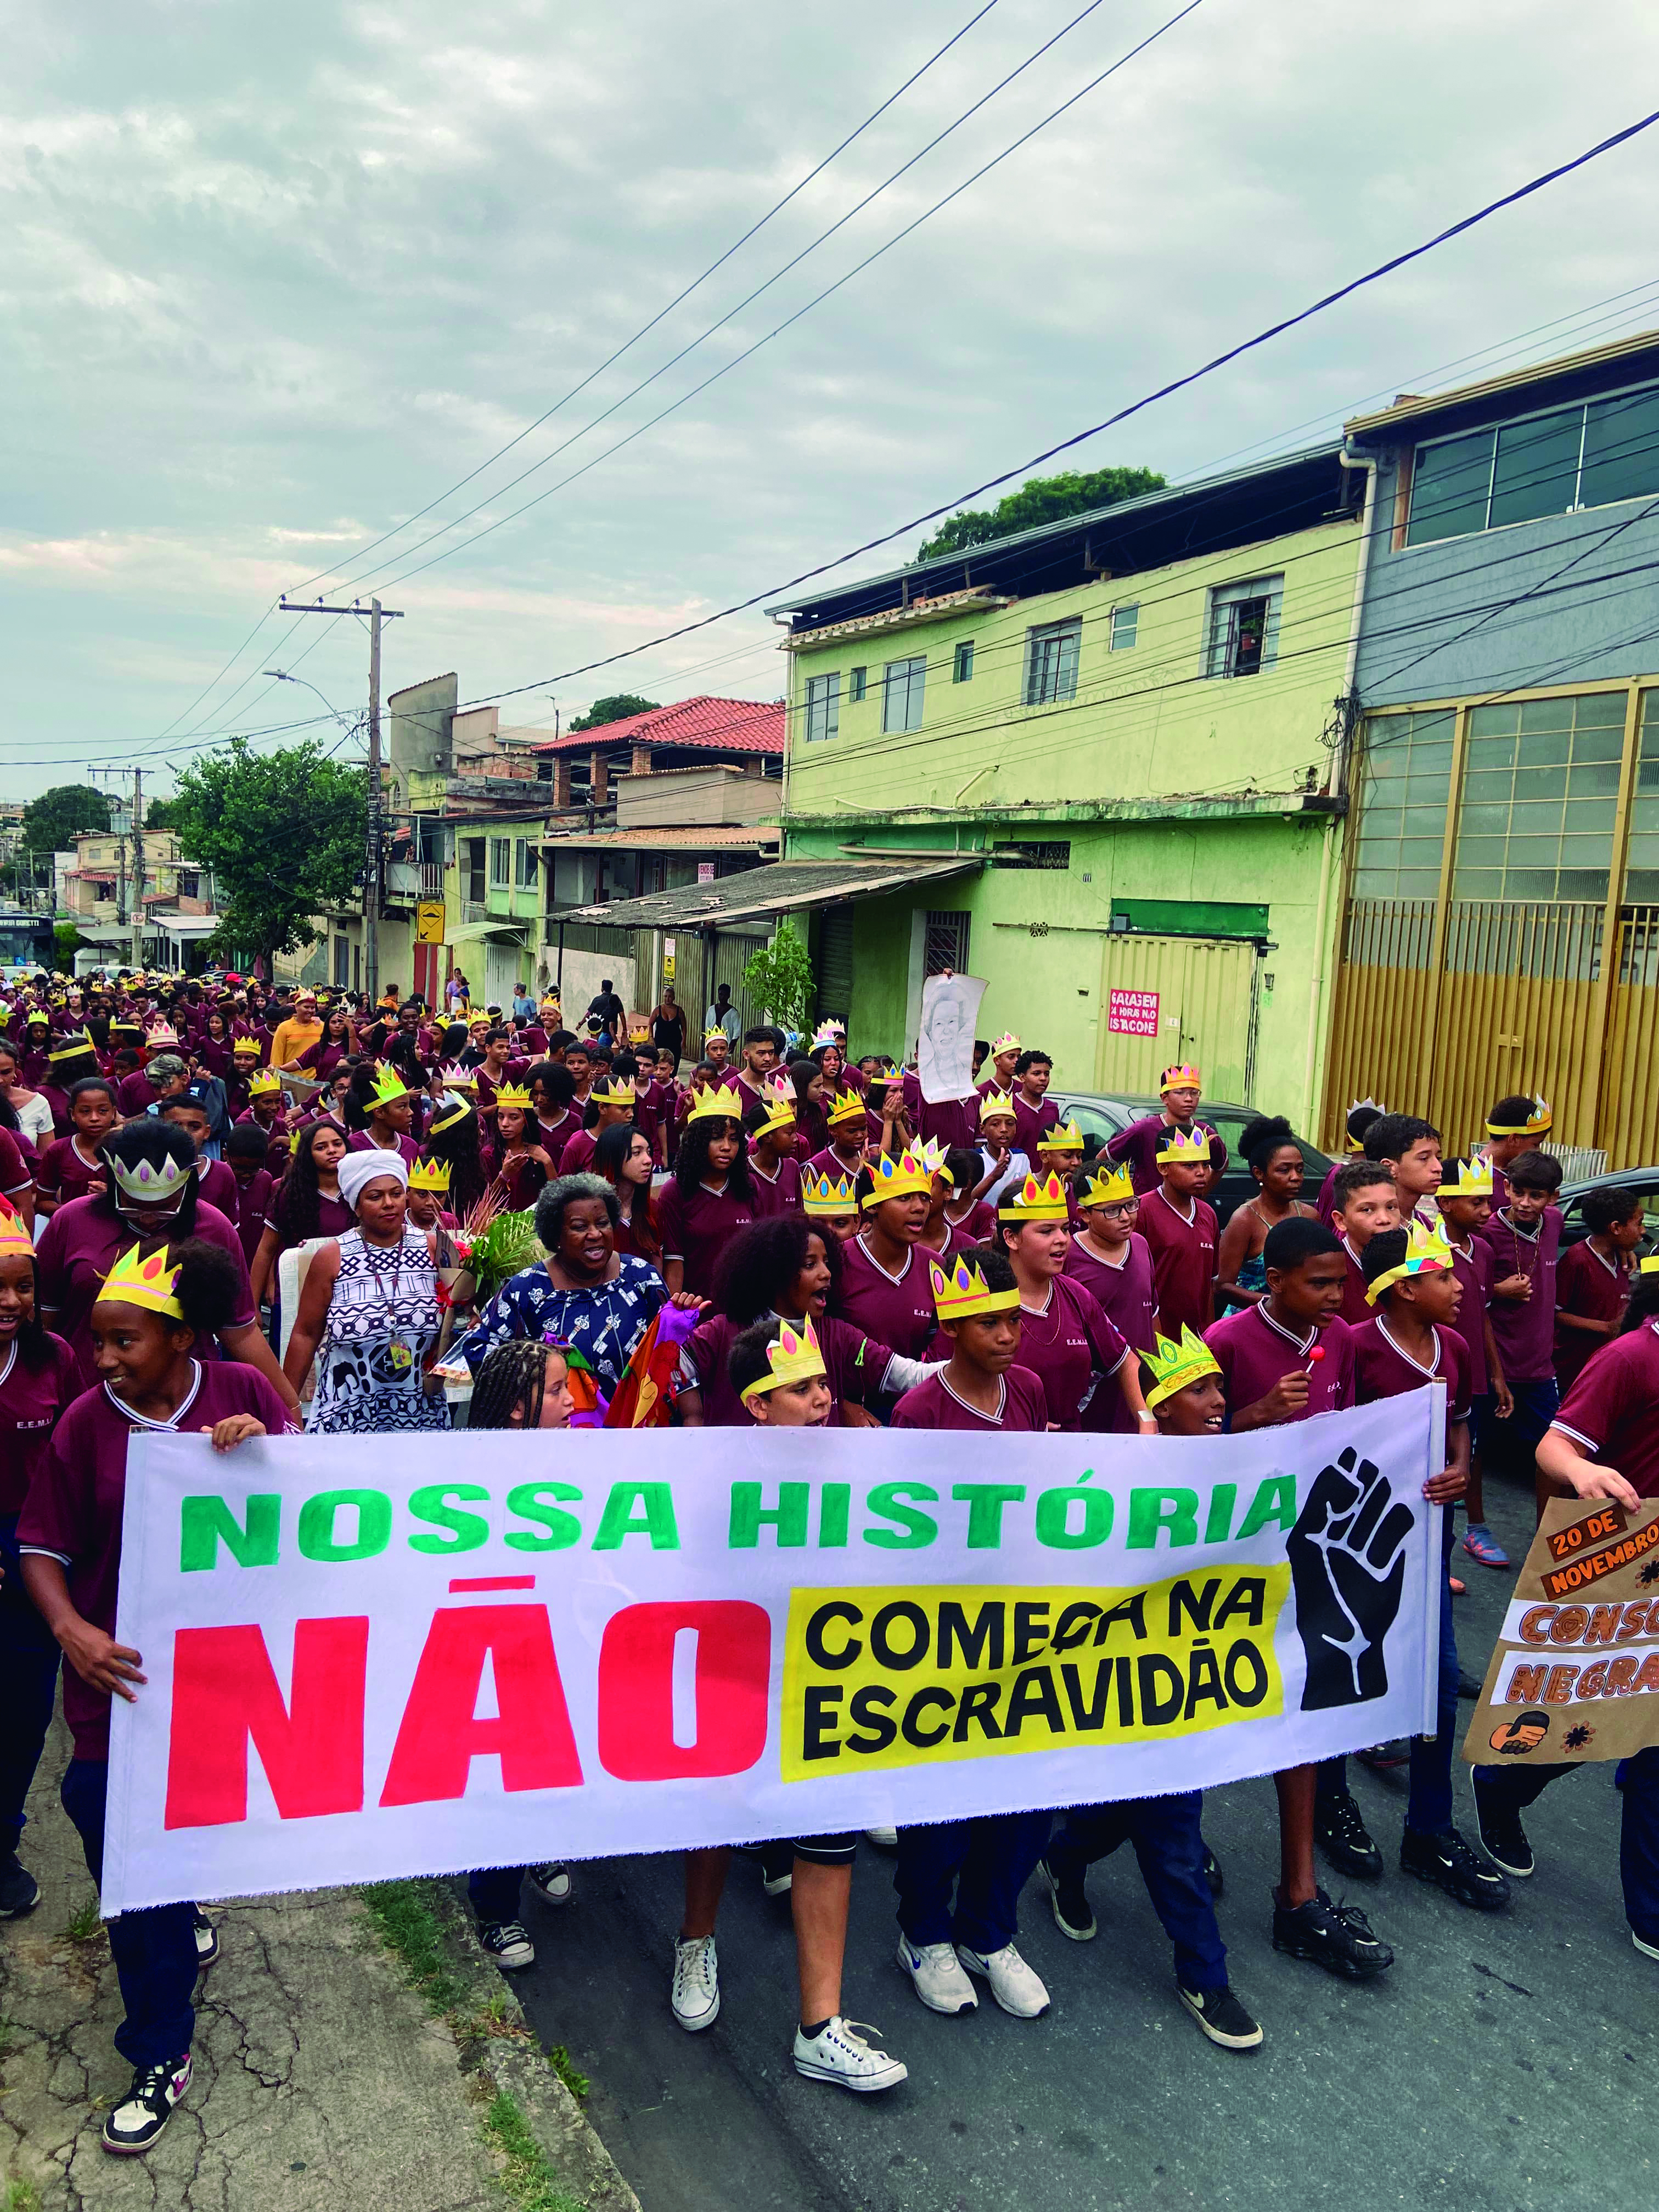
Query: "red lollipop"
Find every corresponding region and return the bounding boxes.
[1308,1345,1325,1362]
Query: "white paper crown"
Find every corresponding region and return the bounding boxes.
[106,1152,193,1203]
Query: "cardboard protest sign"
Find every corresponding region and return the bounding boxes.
[1463,1496,1659,1769]
[103,1398,1442,1913]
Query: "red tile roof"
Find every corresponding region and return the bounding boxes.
[526,695,784,757]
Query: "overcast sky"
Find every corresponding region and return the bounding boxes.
[5,0,1658,801]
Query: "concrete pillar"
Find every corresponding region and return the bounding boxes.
[631,744,653,777]
[590,751,609,809]
[553,757,572,807]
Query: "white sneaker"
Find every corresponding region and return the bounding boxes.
[192,1911,220,1969]
[956,1941,1050,2018]
[864,1826,898,1850]
[671,1935,720,2031]
[895,1934,977,2014]
[528,1864,572,1907]
[1633,1928,1659,1962]
[793,2016,908,2093]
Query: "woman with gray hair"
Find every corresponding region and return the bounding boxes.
[452,1173,688,1399]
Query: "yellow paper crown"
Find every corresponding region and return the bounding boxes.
[1156,1123,1211,1164]
[1159,1062,1202,1094]
[232,1037,262,1056]
[688,1082,740,1125]
[588,1077,636,1109]
[930,1254,1021,1322]
[492,1082,533,1112]
[802,1169,859,1217]
[408,1157,453,1193]
[703,1027,731,1048]
[979,1088,1018,1127]
[247,1067,282,1098]
[367,1061,412,1110]
[1365,1215,1456,1305]
[998,1170,1071,1221]
[826,1088,868,1129]
[0,1198,35,1260]
[753,1074,797,1138]
[48,1031,95,1063]
[862,1147,933,1208]
[1141,1325,1222,1410]
[989,1031,1020,1056]
[1438,1155,1494,1200]
[1486,1094,1553,1138]
[430,1090,474,1135]
[1078,1160,1136,1208]
[1037,1120,1084,1153]
[918,1135,952,1181]
[738,1315,828,1404]
[98,1242,184,1320]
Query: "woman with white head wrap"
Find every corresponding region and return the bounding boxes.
[283,1146,448,1432]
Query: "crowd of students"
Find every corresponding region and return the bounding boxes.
[2,965,1656,2150]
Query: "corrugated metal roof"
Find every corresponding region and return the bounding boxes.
[541,825,779,852]
[556,853,981,930]
[527,695,784,757]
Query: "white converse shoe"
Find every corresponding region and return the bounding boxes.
[864,1826,898,1850]
[527,1864,572,1907]
[895,1934,977,2013]
[792,2016,908,2092]
[955,1940,1050,2018]
[671,1935,720,2031]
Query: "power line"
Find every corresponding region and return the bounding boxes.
[457,103,1659,710]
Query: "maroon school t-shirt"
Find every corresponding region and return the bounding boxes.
[749,1158,802,1220]
[1337,1236,1374,1329]
[995,1274,1127,1432]
[806,1145,869,1184]
[0,1332,77,1515]
[1446,1231,1494,1398]
[891,1365,1048,1432]
[1351,1314,1471,1423]
[1066,1231,1159,1433]
[682,1311,893,1427]
[1553,1323,1659,1496]
[34,1195,258,1387]
[1204,1305,1357,1423]
[1138,1188,1218,1340]
[1105,1115,1228,1197]
[656,1179,755,1298]
[17,1361,297,1758]
[831,1234,940,1361]
[1554,1239,1632,1395]
[35,1135,106,1208]
[1480,1207,1562,1382]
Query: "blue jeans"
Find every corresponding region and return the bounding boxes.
[1317,1523,1460,1835]
[60,1759,197,2069]
[1483,1375,1560,1487]
[1047,1791,1227,1990]
[0,1512,60,1856]
[895,1811,1052,1954]
[1472,1748,1659,1945]
[468,1866,527,1923]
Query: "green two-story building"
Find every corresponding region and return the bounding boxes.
[770,446,1365,1127]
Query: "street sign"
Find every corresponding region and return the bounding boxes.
[415,902,446,945]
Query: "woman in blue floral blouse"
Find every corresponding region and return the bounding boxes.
[454,1173,691,1397]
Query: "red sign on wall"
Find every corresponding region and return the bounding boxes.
[1108,988,1160,1037]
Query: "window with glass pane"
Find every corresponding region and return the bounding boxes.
[1351,712,1454,899]
[953,640,974,683]
[1488,408,1582,530]
[490,837,510,887]
[516,839,537,887]
[1408,379,1659,544]
[1205,575,1283,679]
[882,656,926,733]
[1025,618,1082,705]
[849,666,867,702]
[1406,430,1493,545]
[1625,691,1659,903]
[1110,603,1139,650]
[1452,693,1625,903]
[805,671,840,742]
[1581,389,1659,510]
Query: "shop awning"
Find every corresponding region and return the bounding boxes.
[446,918,532,944]
[554,854,981,931]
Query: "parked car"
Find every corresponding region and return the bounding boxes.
[1048,1091,1335,1230]
[1555,1166,1659,1252]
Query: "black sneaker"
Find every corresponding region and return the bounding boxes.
[527,1864,572,1907]
[101,2055,192,2155]
[1038,1857,1096,1941]
[0,1852,40,1919]
[192,1909,220,1970]
[1471,1774,1534,1878]
[1179,1983,1263,2050]
[479,1920,535,1970]
[1202,1844,1224,1899]
[1315,1789,1383,1879]
[760,1841,794,1897]
[1272,1889,1394,1979]
[1400,1826,1510,1911]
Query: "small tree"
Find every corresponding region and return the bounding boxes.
[741,919,815,1034]
[17,785,110,897]
[569,694,660,732]
[53,920,85,966]
[918,464,1166,561]
[170,739,367,977]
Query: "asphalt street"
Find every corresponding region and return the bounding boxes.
[513,1468,1657,2212]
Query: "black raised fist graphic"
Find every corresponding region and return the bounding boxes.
[1288,1446,1417,1710]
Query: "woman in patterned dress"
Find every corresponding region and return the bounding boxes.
[282,1149,449,1433]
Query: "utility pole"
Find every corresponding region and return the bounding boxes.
[279,595,403,1006]
[131,768,145,973]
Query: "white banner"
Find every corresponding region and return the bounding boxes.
[103,1395,1442,1913]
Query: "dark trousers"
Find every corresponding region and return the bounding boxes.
[0,1513,60,1856]
[468,1866,526,1923]
[1481,1375,1560,1485]
[60,1759,197,2069]
[1047,1791,1227,1991]
[1317,1528,1460,1834]
[895,1811,1052,1955]
[1473,1748,1659,1946]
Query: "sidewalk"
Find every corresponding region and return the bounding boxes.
[1,1716,639,2212]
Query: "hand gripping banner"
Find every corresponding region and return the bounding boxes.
[102,1394,1442,1912]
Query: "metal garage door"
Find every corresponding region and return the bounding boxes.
[1094,934,1261,1101]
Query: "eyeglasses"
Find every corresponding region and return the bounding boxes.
[1094,1200,1139,1220]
